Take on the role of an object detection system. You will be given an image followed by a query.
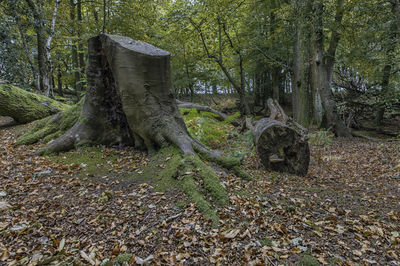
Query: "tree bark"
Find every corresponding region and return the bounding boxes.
[0,83,68,123]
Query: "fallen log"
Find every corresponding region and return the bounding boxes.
[176,100,228,121]
[248,99,310,176]
[0,83,69,123]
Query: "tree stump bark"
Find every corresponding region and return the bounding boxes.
[249,99,310,176]
[41,34,216,157]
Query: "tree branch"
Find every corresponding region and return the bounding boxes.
[326,0,345,70]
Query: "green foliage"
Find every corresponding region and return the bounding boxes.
[259,237,273,247]
[180,108,235,149]
[223,112,240,125]
[308,130,334,147]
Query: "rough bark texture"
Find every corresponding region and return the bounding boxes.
[0,83,69,123]
[248,98,310,176]
[41,34,217,158]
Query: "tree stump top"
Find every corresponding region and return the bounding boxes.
[102,34,170,56]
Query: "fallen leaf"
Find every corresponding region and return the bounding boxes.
[222,229,240,239]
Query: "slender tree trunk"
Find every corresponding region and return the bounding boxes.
[15,16,39,90]
[272,67,282,102]
[70,0,81,97]
[189,17,251,115]
[375,0,399,125]
[57,67,63,96]
[102,0,107,33]
[77,0,86,89]
[44,0,60,96]
[25,0,60,96]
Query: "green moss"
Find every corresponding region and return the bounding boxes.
[140,146,228,223]
[17,101,81,145]
[181,174,218,221]
[115,253,133,264]
[0,84,69,123]
[180,108,235,149]
[299,254,319,266]
[223,112,240,124]
[196,148,252,180]
[186,155,229,206]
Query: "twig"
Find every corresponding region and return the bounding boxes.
[265,254,278,266]
[165,213,182,223]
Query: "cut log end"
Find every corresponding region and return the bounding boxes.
[254,118,310,176]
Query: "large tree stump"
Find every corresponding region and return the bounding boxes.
[30,34,251,221]
[249,99,310,176]
[41,34,216,158]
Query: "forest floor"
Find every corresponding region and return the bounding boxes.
[0,116,399,265]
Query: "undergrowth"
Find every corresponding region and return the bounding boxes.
[180,108,239,149]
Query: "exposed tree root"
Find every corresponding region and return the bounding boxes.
[17,102,81,145]
[136,146,236,223]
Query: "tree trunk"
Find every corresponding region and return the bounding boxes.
[310,0,351,137]
[0,83,69,123]
[292,18,312,128]
[375,0,399,125]
[249,99,310,176]
[25,0,60,96]
[40,34,218,157]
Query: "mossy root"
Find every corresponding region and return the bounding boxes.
[155,147,229,223]
[17,101,82,145]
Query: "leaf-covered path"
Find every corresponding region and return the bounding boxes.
[0,121,399,265]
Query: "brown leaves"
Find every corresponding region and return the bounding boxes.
[1,120,400,264]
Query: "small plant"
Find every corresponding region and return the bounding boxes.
[259,237,273,247]
[309,130,334,147]
[309,130,334,167]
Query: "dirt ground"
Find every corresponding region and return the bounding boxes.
[0,121,399,265]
